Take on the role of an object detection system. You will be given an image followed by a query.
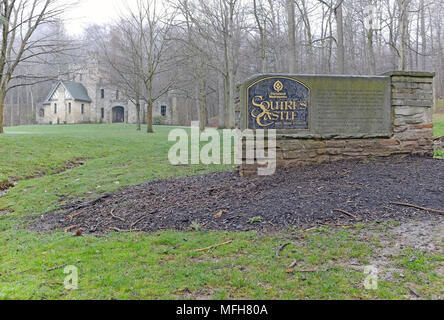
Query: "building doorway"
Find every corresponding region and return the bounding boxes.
[112,106,125,123]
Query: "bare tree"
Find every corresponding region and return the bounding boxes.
[295,0,316,73]
[318,0,345,73]
[225,0,238,128]
[121,0,177,133]
[179,0,210,131]
[0,0,72,133]
[91,21,145,131]
[175,0,244,129]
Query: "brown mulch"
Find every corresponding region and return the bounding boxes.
[30,157,444,234]
[0,180,14,191]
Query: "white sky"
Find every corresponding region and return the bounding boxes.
[65,0,163,36]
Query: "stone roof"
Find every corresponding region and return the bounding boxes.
[43,81,92,105]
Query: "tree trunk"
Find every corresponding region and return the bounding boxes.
[287,0,297,73]
[253,0,266,73]
[30,88,35,124]
[260,30,266,73]
[224,73,230,128]
[218,75,225,129]
[9,92,13,126]
[420,0,427,70]
[135,77,141,130]
[306,26,315,74]
[367,27,376,74]
[328,16,333,73]
[0,104,4,134]
[194,79,200,122]
[146,99,153,133]
[437,18,444,100]
[17,86,21,126]
[227,65,235,129]
[268,0,282,72]
[387,2,396,69]
[136,102,141,131]
[0,87,6,133]
[335,2,345,74]
[200,73,206,132]
[397,0,410,71]
[227,1,236,129]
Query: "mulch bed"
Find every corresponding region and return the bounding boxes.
[30,156,444,234]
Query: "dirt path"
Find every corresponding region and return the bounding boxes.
[30,156,444,234]
[356,217,443,298]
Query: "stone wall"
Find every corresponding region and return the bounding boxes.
[238,71,435,175]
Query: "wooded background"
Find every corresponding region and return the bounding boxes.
[3,0,444,129]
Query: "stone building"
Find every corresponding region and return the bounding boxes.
[37,61,182,125]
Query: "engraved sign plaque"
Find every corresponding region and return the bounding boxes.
[247,77,310,131]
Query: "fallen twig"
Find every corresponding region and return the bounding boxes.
[295,269,329,273]
[194,240,233,253]
[288,260,298,268]
[110,209,125,222]
[110,227,141,233]
[299,267,332,273]
[391,202,444,215]
[213,209,228,219]
[286,268,331,274]
[64,225,79,233]
[130,217,145,229]
[408,286,420,297]
[333,209,359,220]
[67,211,84,220]
[47,264,67,272]
[275,243,291,258]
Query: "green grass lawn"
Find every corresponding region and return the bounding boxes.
[0,124,442,300]
[434,114,444,135]
[434,114,444,158]
[0,125,234,217]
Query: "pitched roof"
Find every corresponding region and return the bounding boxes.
[43,81,92,105]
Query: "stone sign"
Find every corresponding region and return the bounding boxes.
[241,74,392,138]
[237,71,435,176]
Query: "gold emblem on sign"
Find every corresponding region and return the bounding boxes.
[273,80,284,92]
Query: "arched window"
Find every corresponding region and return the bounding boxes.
[39,108,45,117]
